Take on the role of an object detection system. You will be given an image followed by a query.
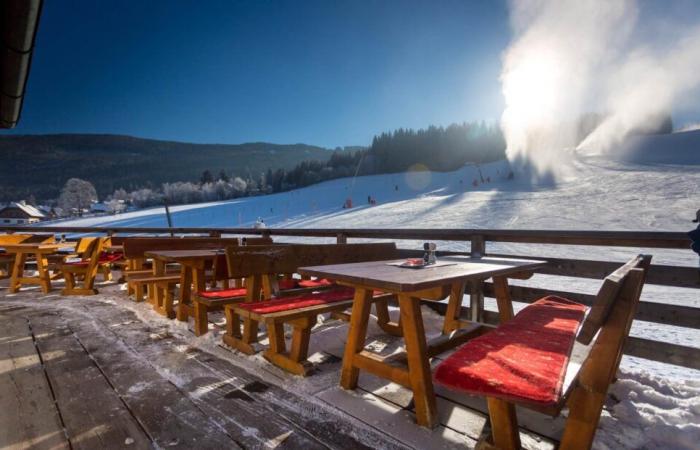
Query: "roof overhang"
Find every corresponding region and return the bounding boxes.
[0,0,42,129]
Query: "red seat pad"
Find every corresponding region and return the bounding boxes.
[236,287,388,315]
[278,278,299,290]
[197,279,299,299]
[99,252,124,263]
[297,278,334,288]
[198,287,248,299]
[434,296,586,408]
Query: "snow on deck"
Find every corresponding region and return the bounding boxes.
[1,274,697,450]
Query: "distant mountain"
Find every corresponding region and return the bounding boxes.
[0,134,333,201]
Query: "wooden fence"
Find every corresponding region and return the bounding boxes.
[1,225,697,370]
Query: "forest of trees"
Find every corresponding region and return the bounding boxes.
[101,121,506,208]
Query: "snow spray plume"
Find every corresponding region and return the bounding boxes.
[500,0,700,179]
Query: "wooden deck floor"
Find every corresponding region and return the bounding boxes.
[0,275,562,450]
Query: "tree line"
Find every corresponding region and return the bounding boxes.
[55,121,506,213]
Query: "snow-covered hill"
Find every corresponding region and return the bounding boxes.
[52,130,699,261]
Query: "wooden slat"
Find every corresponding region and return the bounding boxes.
[489,254,700,289]
[623,337,700,370]
[30,317,153,449]
[0,315,69,450]
[2,226,690,249]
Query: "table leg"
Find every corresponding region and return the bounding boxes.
[469,279,485,322]
[442,281,466,334]
[176,267,192,322]
[36,253,52,293]
[9,252,26,293]
[492,276,514,323]
[152,259,165,306]
[375,297,402,336]
[398,293,438,429]
[340,287,374,390]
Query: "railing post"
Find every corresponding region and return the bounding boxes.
[470,235,485,322]
[470,235,485,258]
[336,233,347,244]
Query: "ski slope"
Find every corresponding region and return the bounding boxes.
[54,130,699,264]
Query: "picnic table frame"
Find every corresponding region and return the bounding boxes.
[299,256,546,428]
[144,249,222,323]
[4,243,75,293]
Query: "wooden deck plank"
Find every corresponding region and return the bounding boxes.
[27,311,242,450]
[0,314,69,450]
[77,301,387,449]
[29,314,154,450]
[317,386,475,449]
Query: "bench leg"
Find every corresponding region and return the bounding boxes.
[101,264,113,281]
[162,287,177,319]
[375,296,402,336]
[176,268,193,321]
[559,388,605,450]
[242,317,260,347]
[222,307,257,354]
[262,317,316,376]
[37,255,52,293]
[63,271,75,292]
[193,301,209,336]
[290,316,315,363]
[340,288,374,390]
[267,321,286,354]
[487,397,521,450]
[399,294,439,429]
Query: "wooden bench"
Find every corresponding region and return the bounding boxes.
[60,237,111,295]
[434,254,651,450]
[121,236,247,302]
[221,243,400,375]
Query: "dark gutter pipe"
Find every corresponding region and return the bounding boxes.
[0,0,43,128]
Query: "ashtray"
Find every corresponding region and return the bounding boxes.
[399,258,427,269]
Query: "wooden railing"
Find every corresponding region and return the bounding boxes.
[1,225,697,370]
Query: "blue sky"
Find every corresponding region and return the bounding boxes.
[9,0,700,148]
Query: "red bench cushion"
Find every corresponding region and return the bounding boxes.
[278,278,299,290]
[237,287,363,315]
[198,287,248,299]
[196,278,299,299]
[297,278,334,288]
[99,252,123,263]
[434,296,586,408]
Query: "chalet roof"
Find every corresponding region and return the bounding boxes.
[0,201,45,218]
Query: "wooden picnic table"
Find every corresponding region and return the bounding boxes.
[298,255,546,429]
[4,242,76,293]
[144,249,223,321]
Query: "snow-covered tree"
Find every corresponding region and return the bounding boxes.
[58,178,97,215]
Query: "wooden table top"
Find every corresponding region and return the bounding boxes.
[144,249,223,262]
[298,256,546,292]
[2,242,75,253]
